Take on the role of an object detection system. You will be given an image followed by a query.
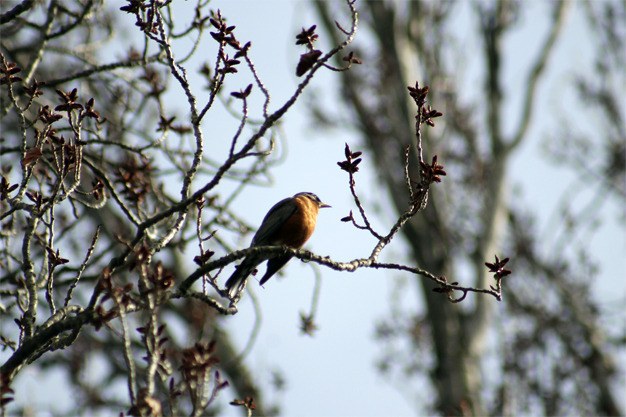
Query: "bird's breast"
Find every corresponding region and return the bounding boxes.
[274,197,319,248]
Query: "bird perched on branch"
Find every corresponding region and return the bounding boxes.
[224,192,330,299]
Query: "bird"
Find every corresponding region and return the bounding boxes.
[224,192,330,298]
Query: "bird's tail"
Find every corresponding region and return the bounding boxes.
[224,256,260,298]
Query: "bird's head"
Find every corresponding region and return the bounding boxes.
[295,192,331,209]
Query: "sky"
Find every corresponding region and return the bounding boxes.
[7,1,625,416]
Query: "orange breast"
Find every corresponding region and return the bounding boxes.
[274,195,319,248]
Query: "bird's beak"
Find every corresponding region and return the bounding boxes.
[319,202,331,208]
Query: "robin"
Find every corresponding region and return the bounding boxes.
[224,192,330,298]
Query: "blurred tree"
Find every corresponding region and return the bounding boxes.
[314,1,624,415]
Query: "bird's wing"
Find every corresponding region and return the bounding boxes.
[251,197,297,246]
